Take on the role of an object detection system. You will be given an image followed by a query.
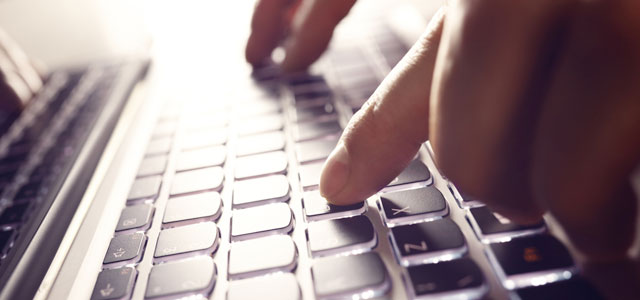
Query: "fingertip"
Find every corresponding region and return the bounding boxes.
[319,142,351,202]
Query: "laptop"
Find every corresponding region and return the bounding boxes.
[0,0,636,299]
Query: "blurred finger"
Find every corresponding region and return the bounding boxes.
[320,7,445,205]
[0,29,42,93]
[245,0,300,66]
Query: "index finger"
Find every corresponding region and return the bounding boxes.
[245,0,299,66]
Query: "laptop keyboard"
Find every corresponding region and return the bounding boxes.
[89,6,603,300]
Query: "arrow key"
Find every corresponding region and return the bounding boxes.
[91,267,136,300]
[103,233,145,266]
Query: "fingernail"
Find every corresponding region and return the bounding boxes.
[320,142,350,199]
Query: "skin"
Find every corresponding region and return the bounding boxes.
[246,0,640,298]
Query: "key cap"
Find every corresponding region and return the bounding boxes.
[0,230,14,251]
[181,129,227,150]
[163,191,222,225]
[312,252,389,299]
[378,186,448,227]
[176,146,226,171]
[295,136,338,164]
[233,175,290,209]
[299,161,323,190]
[303,191,365,221]
[293,120,341,142]
[14,182,45,202]
[235,100,281,118]
[468,206,545,243]
[137,155,167,177]
[170,167,224,196]
[227,272,300,300]
[389,218,467,267]
[236,131,285,157]
[306,215,376,257]
[228,235,297,279]
[154,222,219,260]
[236,114,284,136]
[146,137,172,156]
[487,235,575,289]
[116,204,153,232]
[406,258,487,299]
[293,103,337,123]
[91,267,136,300]
[515,277,604,300]
[127,175,161,202]
[0,203,29,227]
[449,183,484,208]
[182,114,227,131]
[231,202,293,241]
[235,151,288,179]
[103,233,145,265]
[145,256,216,298]
[385,159,431,189]
[152,120,177,138]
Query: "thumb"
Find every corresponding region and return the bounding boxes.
[319,7,446,205]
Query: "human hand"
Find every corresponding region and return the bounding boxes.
[0,28,42,113]
[316,0,640,267]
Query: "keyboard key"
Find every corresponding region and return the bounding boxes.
[0,203,30,227]
[0,230,14,251]
[293,103,337,123]
[295,136,338,164]
[235,151,288,179]
[390,218,467,267]
[406,258,487,299]
[181,129,227,150]
[515,277,604,300]
[145,256,216,298]
[303,191,366,221]
[487,235,575,289]
[182,114,227,131]
[154,222,219,260]
[385,159,431,188]
[236,131,285,157]
[170,167,224,196]
[236,114,284,136]
[235,100,281,118]
[152,120,177,138]
[228,235,297,279]
[449,183,484,208]
[293,120,341,142]
[136,155,167,177]
[91,267,136,300]
[116,204,153,232]
[146,137,172,155]
[14,182,45,202]
[127,175,161,201]
[306,215,376,257]
[103,233,145,265]
[468,206,545,243]
[163,192,222,224]
[176,146,226,171]
[312,252,389,299]
[231,202,293,241]
[233,175,289,209]
[227,272,300,300]
[298,161,323,190]
[378,186,448,227]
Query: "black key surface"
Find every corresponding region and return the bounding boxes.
[228,235,297,279]
[91,267,136,300]
[145,256,216,298]
[303,191,365,221]
[116,204,153,232]
[136,155,167,177]
[379,186,447,226]
[0,230,14,251]
[306,215,376,257]
[406,259,486,298]
[163,191,222,224]
[390,218,466,266]
[516,277,604,300]
[154,222,219,259]
[469,206,545,242]
[293,120,341,142]
[295,136,338,164]
[103,233,145,265]
[227,273,300,300]
[387,159,431,187]
[127,176,161,201]
[312,252,389,299]
[489,235,574,279]
[0,203,30,226]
